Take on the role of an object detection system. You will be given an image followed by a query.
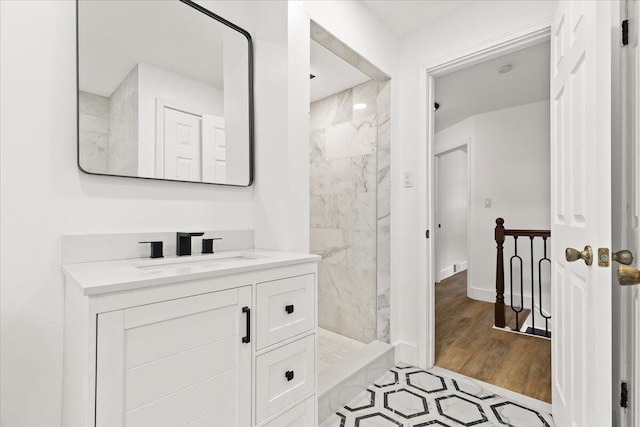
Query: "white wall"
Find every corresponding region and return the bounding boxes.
[0,1,298,425]
[468,101,550,302]
[435,148,468,281]
[433,102,550,302]
[395,0,557,364]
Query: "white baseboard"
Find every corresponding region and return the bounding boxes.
[437,260,468,282]
[394,341,418,366]
[467,287,495,303]
[467,287,545,308]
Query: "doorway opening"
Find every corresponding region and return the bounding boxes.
[431,39,552,403]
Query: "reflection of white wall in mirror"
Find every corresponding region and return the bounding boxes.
[163,108,202,181]
[136,62,224,178]
[222,28,250,184]
[202,115,227,184]
[108,65,139,176]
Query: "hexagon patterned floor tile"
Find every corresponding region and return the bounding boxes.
[321,365,554,427]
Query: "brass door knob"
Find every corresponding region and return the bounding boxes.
[618,265,640,286]
[613,250,634,265]
[565,246,593,266]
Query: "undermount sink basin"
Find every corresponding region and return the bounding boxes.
[134,252,267,271]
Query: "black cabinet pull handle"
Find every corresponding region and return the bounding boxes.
[285,304,294,314]
[285,370,294,381]
[242,306,251,343]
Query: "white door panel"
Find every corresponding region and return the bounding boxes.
[551,1,612,425]
[202,114,226,184]
[164,107,202,181]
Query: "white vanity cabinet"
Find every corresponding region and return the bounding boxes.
[62,251,319,427]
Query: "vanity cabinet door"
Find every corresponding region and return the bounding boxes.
[95,287,251,427]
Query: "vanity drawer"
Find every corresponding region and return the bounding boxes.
[256,274,315,349]
[261,396,315,427]
[255,335,315,424]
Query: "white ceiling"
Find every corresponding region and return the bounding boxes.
[434,41,550,132]
[78,1,229,96]
[310,39,371,103]
[360,0,474,38]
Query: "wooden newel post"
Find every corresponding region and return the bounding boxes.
[495,218,506,328]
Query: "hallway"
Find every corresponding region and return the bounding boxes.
[435,271,551,402]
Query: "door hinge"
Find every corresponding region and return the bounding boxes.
[622,19,629,46]
[621,382,629,408]
[425,230,430,239]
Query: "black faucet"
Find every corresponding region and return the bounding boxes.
[176,232,204,256]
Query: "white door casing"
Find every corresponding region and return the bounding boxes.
[163,107,202,181]
[550,1,612,425]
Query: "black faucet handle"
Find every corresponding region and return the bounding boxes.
[202,237,223,254]
[139,241,164,259]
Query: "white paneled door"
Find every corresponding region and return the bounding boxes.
[550,1,613,425]
[202,114,227,184]
[164,107,202,181]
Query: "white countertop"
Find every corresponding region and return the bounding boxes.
[63,249,321,296]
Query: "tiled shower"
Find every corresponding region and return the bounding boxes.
[310,78,390,369]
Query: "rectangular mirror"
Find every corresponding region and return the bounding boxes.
[77,0,253,186]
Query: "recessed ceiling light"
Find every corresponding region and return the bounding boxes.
[353,103,367,110]
[497,63,513,74]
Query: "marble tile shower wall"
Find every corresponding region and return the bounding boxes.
[310,79,391,344]
[79,91,109,173]
[78,65,138,175]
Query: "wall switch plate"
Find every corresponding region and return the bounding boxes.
[403,171,414,188]
[484,198,492,208]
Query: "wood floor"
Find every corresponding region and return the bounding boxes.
[435,270,552,403]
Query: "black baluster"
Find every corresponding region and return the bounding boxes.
[510,236,524,331]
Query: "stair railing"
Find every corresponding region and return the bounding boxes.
[495,217,551,337]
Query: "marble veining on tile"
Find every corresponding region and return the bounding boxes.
[376,80,391,343]
[79,91,109,173]
[311,80,381,344]
[108,64,139,176]
[311,78,392,345]
[318,327,367,373]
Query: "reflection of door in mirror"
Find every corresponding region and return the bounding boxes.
[202,115,227,184]
[160,107,226,183]
[163,108,201,181]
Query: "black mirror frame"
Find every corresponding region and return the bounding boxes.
[76,0,254,187]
